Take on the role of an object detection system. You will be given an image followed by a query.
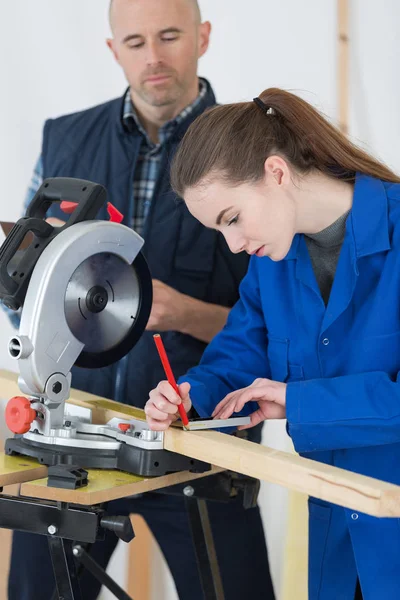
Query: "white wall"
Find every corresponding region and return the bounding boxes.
[350,0,399,171]
[0,1,399,599]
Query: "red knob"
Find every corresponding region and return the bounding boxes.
[5,396,37,434]
[60,200,78,214]
[118,423,130,432]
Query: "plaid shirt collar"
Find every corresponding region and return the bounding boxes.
[122,78,207,147]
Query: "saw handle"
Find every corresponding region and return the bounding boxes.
[0,217,53,310]
[26,177,107,226]
[0,177,107,311]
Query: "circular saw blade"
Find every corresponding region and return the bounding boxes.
[64,251,152,368]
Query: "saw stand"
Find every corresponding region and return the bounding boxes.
[0,467,259,600]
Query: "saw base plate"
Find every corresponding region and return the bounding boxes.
[5,437,211,478]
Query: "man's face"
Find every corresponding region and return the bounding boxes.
[108,0,210,109]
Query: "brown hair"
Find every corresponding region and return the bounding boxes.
[171,87,400,197]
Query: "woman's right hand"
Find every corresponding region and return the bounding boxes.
[145,381,192,431]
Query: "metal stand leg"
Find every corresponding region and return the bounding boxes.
[72,544,134,600]
[0,492,135,600]
[160,471,260,600]
[49,542,134,600]
[185,497,225,600]
[48,537,83,600]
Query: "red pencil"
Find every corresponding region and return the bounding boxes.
[153,334,190,428]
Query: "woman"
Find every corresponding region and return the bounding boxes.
[145,88,400,600]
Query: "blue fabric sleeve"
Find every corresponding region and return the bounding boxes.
[178,258,270,419]
[286,370,400,452]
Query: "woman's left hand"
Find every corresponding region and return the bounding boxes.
[212,378,287,429]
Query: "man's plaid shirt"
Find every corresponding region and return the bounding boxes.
[26,79,207,235]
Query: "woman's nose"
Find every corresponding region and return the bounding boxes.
[225,233,246,254]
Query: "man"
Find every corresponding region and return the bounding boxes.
[7,1,275,599]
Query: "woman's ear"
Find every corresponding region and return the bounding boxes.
[263,155,290,186]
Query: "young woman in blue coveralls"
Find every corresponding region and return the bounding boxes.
[145,88,400,600]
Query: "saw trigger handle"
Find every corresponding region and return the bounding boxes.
[0,217,53,310]
[26,177,107,226]
[0,177,108,311]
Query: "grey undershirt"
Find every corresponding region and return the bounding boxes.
[304,210,350,305]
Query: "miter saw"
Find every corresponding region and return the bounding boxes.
[0,177,213,479]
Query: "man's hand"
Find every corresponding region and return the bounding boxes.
[212,378,287,429]
[46,217,65,227]
[146,279,188,332]
[146,279,229,343]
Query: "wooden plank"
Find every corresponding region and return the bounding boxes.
[20,466,222,505]
[337,0,349,134]
[4,369,400,517]
[163,428,400,518]
[0,453,47,487]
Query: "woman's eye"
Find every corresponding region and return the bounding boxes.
[227,215,239,226]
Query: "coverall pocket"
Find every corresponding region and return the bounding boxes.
[267,336,304,382]
[288,363,305,381]
[356,331,400,374]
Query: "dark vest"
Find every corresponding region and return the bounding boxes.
[42,82,261,442]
